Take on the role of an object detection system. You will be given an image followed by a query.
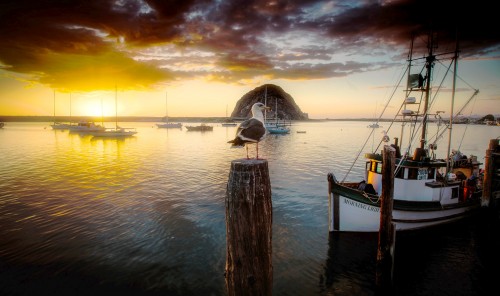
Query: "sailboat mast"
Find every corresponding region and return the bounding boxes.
[165,91,168,121]
[69,93,72,120]
[275,98,278,124]
[115,85,118,129]
[264,86,268,122]
[101,98,104,126]
[53,90,56,124]
[420,33,435,150]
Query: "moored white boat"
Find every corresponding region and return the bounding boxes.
[156,122,182,129]
[68,121,106,133]
[90,86,137,138]
[264,87,290,134]
[327,33,488,232]
[89,127,137,137]
[156,92,182,129]
[267,124,290,134]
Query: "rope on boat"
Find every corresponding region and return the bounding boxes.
[341,65,408,183]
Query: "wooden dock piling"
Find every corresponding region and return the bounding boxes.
[376,145,396,290]
[225,159,273,296]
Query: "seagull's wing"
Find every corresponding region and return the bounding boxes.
[237,118,266,142]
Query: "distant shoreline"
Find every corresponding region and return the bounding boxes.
[0,116,424,123]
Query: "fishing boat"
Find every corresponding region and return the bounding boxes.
[327,33,486,232]
[185,123,213,131]
[156,92,182,129]
[89,87,137,138]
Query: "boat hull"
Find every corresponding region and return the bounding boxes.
[185,125,213,131]
[156,123,182,128]
[327,174,482,232]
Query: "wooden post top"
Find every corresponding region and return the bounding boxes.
[231,158,268,165]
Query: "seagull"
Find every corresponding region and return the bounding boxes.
[382,130,390,142]
[228,102,270,159]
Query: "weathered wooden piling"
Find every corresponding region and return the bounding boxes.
[225,159,273,296]
[482,139,499,207]
[376,145,396,290]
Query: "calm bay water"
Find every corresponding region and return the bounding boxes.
[0,121,498,295]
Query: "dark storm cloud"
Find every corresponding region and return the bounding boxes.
[0,0,498,90]
[325,0,500,57]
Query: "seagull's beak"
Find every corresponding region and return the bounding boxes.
[262,106,271,110]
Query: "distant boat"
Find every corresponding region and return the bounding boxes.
[221,104,237,126]
[266,91,290,134]
[156,92,182,129]
[185,123,213,132]
[68,121,106,133]
[89,87,137,138]
[50,91,73,130]
[367,123,382,128]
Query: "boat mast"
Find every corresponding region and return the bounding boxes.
[264,86,268,122]
[115,85,118,130]
[101,97,104,126]
[165,91,168,122]
[446,37,460,174]
[401,36,415,147]
[420,33,436,150]
[69,93,72,121]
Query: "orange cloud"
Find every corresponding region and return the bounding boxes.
[33,51,172,92]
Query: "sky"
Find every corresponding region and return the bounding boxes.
[0,0,499,119]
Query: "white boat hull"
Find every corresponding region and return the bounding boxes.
[89,128,137,137]
[329,193,480,232]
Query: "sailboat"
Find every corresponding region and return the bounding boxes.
[156,92,182,129]
[267,96,290,134]
[50,91,72,130]
[367,102,382,128]
[327,32,485,232]
[68,93,105,133]
[90,87,137,138]
[221,104,237,126]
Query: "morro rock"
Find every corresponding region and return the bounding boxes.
[231,84,308,120]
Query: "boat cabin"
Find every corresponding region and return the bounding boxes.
[363,145,481,205]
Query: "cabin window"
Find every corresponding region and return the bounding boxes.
[368,161,381,174]
[451,187,459,199]
[417,169,428,180]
